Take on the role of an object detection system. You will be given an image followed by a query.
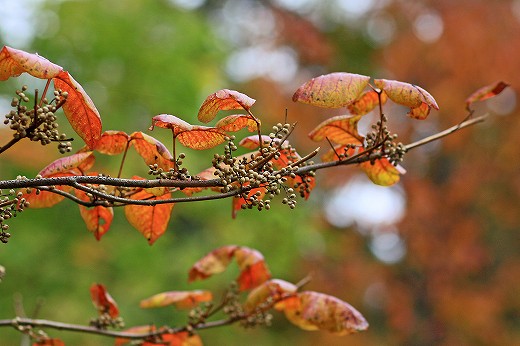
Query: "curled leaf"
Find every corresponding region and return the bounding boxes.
[130,132,174,171]
[347,90,387,115]
[189,245,271,290]
[293,72,370,108]
[90,283,119,318]
[149,114,191,136]
[373,79,439,119]
[278,291,368,335]
[124,186,174,245]
[53,71,102,148]
[198,89,256,123]
[140,290,213,309]
[308,114,364,145]
[0,45,63,81]
[465,81,510,110]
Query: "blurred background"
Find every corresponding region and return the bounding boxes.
[0,0,519,345]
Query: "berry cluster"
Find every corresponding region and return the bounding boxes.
[364,114,407,166]
[0,186,30,243]
[3,86,72,153]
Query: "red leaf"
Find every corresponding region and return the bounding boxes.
[189,245,271,290]
[198,89,256,123]
[92,130,130,155]
[465,81,510,110]
[373,79,439,119]
[232,185,267,219]
[140,290,213,309]
[32,339,65,346]
[124,188,174,245]
[238,135,275,150]
[76,189,114,241]
[0,45,63,81]
[278,291,368,335]
[347,90,387,115]
[292,72,370,108]
[90,283,119,318]
[130,132,174,171]
[216,114,258,132]
[308,114,364,145]
[53,71,102,148]
[38,151,95,177]
[115,325,156,346]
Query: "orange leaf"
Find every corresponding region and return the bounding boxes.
[32,338,65,346]
[53,71,102,148]
[198,89,256,123]
[38,151,95,177]
[176,125,228,150]
[232,185,267,219]
[373,79,439,119]
[124,188,174,245]
[76,189,114,241]
[90,283,119,318]
[216,114,258,132]
[0,45,63,81]
[465,81,510,110]
[280,291,368,335]
[244,279,298,312]
[149,114,192,136]
[292,72,370,108]
[347,90,387,115]
[92,130,130,155]
[308,114,364,145]
[130,132,174,171]
[189,245,271,290]
[141,332,203,346]
[238,135,274,150]
[140,290,213,309]
[114,325,157,346]
[360,157,405,186]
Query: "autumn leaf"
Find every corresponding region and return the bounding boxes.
[90,283,119,318]
[360,158,405,186]
[465,81,510,110]
[347,90,387,115]
[216,114,259,132]
[292,72,370,108]
[149,114,192,136]
[91,130,130,155]
[32,338,65,346]
[188,245,271,290]
[373,79,439,119]
[130,132,174,171]
[140,290,213,310]
[114,325,157,346]
[277,291,368,335]
[244,279,298,312]
[238,135,275,150]
[124,187,174,245]
[76,189,114,241]
[232,185,267,219]
[308,114,364,145]
[198,89,256,123]
[22,152,95,208]
[0,45,63,81]
[53,71,102,148]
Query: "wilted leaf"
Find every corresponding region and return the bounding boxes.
[53,71,102,148]
[292,72,370,108]
[279,291,368,335]
[130,132,174,171]
[373,79,439,119]
[76,189,114,241]
[92,131,130,155]
[0,45,62,81]
[216,114,258,132]
[189,245,271,290]
[244,279,298,312]
[465,81,510,110]
[198,89,256,123]
[140,290,213,309]
[347,90,387,115]
[90,283,119,318]
[360,158,405,186]
[308,114,364,145]
[124,187,174,245]
[176,125,228,150]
